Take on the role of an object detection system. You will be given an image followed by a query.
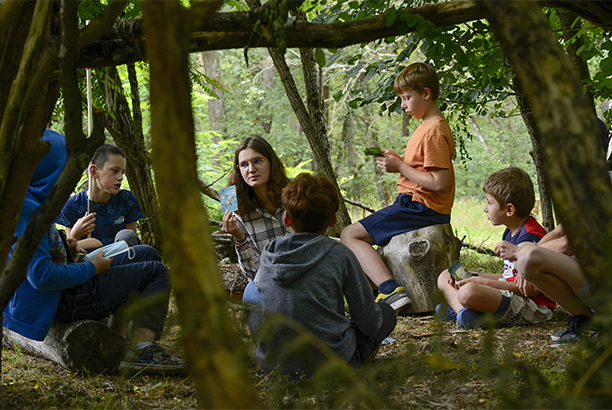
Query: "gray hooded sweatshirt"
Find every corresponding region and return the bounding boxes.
[254,233,383,375]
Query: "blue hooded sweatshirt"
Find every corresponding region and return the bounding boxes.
[3,129,96,341]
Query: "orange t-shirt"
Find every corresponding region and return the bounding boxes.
[396,117,455,215]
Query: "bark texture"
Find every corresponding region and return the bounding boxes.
[244,0,352,235]
[0,0,106,377]
[77,0,612,68]
[140,1,259,407]
[379,224,460,315]
[3,321,126,374]
[104,64,164,252]
[483,0,612,307]
[513,77,556,231]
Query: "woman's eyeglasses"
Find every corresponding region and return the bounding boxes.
[238,157,267,170]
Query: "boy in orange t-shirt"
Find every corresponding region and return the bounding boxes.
[341,62,455,311]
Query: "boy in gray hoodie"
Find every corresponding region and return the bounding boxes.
[248,173,396,376]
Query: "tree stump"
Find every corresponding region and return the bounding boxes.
[378,223,460,315]
[2,320,126,374]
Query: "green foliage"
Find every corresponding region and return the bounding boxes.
[190,56,228,100]
[250,0,300,54]
[77,0,106,24]
[364,146,384,157]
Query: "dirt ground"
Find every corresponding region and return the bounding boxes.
[1,270,576,409]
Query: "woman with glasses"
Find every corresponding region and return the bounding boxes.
[222,136,291,305]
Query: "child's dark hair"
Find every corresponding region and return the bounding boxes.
[282,173,339,234]
[228,136,290,215]
[483,167,535,218]
[394,62,440,101]
[92,143,126,169]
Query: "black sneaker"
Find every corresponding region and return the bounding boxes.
[552,314,593,346]
[551,314,572,341]
[119,342,187,375]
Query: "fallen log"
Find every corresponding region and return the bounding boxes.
[2,320,126,374]
[212,232,238,263]
[378,223,460,315]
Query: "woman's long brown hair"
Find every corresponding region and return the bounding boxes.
[228,136,290,215]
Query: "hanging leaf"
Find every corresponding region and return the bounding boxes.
[386,7,398,27]
[315,48,326,68]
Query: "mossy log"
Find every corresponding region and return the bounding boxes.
[378,223,460,315]
[2,320,126,374]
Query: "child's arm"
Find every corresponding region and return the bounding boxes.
[77,238,103,250]
[539,224,564,245]
[538,224,572,255]
[455,275,538,297]
[514,273,539,298]
[495,241,520,261]
[124,221,138,234]
[376,151,451,192]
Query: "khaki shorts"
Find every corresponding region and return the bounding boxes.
[497,290,553,326]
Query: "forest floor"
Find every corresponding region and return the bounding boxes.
[1,264,579,409]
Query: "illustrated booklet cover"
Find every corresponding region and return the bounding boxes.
[220,185,238,213]
[448,260,473,281]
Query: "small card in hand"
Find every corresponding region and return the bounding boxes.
[220,185,238,213]
[449,260,472,281]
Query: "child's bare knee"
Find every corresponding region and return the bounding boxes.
[340,223,358,242]
[517,245,541,277]
[437,269,451,287]
[456,284,477,306]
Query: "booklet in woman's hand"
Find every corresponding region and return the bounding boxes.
[220,185,238,213]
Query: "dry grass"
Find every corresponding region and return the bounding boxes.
[1,267,577,409]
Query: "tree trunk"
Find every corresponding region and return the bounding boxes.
[402,111,411,138]
[200,50,225,169]
[482,7,612,396]
[104,65,164,252]
[140,1,259,408]
[338,109,356,177]
[468,114,493,156]
[3,321,126,374]
[258,50,275,134]
[0,0,106,379]
[513,77,556,231]
[559,9,596,115]
[262,46,352,235]
[379,224,460,315]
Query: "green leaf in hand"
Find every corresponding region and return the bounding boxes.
[364,147,384,157]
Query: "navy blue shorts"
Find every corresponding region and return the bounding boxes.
[360,194,450,246]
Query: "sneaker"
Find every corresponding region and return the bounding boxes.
[375,286,411,311]
[119,342,187,375]
[550,328,565,341]
[551,314,572,341]
[552,314,593,346]
[436,303,457,321]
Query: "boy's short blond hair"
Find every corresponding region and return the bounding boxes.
[394,62,440,101]
[483,167,535,218]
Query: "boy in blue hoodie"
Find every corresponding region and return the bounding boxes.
[3,129,184,375]
[249,173,396,376]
